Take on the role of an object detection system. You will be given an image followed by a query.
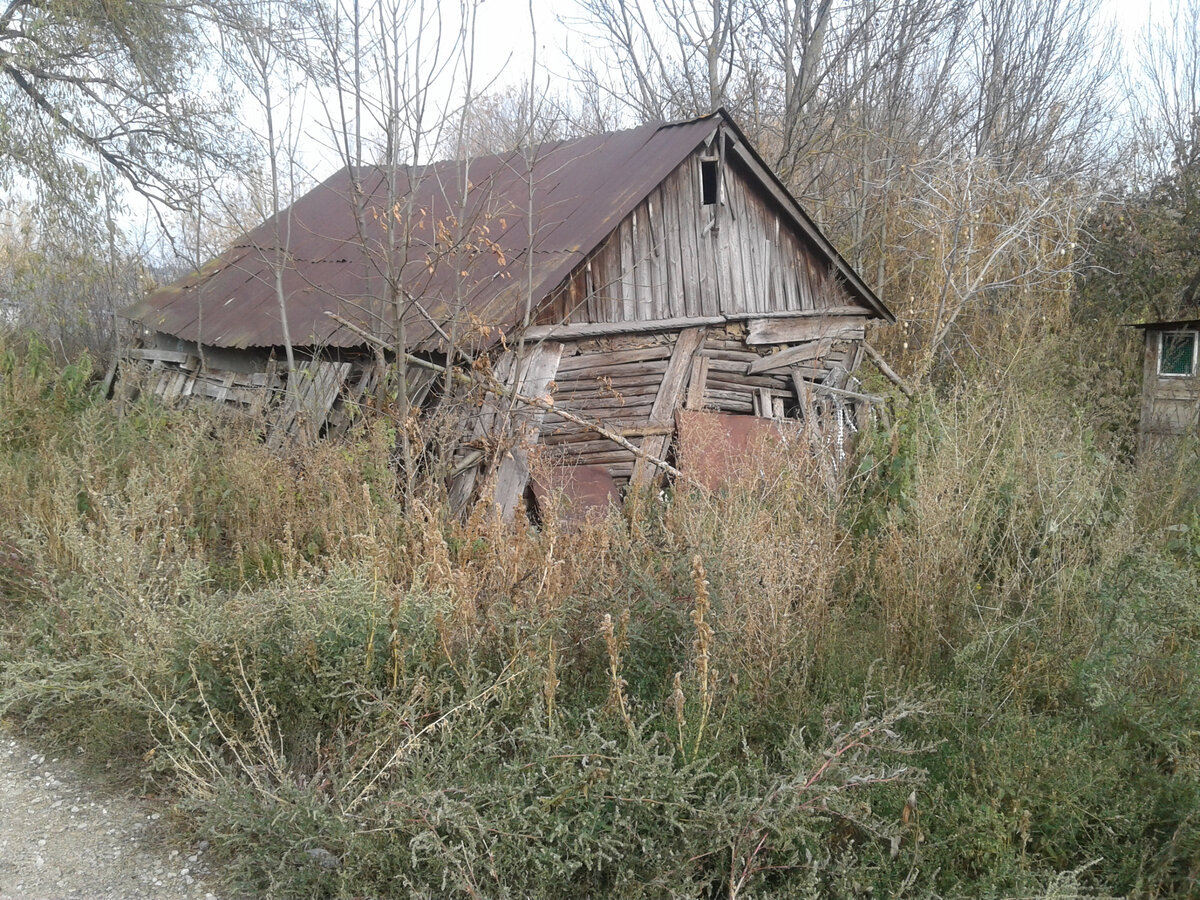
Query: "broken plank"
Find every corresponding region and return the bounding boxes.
[747,339,833,375]
[630,326,707,488]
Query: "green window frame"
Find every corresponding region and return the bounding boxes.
[1159,331,1198,376]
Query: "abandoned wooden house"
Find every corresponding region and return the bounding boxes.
[1134,318,1200,444]
[122,108,895,517]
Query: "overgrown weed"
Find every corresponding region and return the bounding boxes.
[1,333,1198,897]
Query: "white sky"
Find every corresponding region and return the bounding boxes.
[131,0,1181,260]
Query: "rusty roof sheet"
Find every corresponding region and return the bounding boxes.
[127,110,888,351]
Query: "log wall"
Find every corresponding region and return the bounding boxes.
[537,322,870,489]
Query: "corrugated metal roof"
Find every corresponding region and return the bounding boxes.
[127,110,889,351]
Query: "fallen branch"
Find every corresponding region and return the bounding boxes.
[862,341,914,400]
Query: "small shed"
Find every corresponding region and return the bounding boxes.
[122,109,894,516]
[1133,318,1200,442]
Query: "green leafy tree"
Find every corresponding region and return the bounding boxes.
[0,0,240,223]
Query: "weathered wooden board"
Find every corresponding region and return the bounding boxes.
[488,342,565,521]
[747,339,833,374]
[685,356,710,409]
[629,327,707,488]
[745,318,867,346]
[267,361,353,448]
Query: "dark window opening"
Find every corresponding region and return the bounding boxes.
[701,157,719,205]
[1160,331,1197,376]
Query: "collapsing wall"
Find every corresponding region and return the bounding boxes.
[118,309,883,521]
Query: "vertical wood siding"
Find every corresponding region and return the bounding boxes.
[536,149,857,326]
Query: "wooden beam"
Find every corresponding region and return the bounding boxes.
[745,318,866,346]
[630,327,707,488]
[726,305,869,321]
[808,380,886,404]
[524,307,877,343]
[723,136,894,323]
[522,315,726,341]
[747,339,832,375]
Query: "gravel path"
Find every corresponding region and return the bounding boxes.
[0,727,226,900]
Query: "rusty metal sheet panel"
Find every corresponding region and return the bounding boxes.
[675,409,798,491]
[127,113,728,350]
[530,464,621,526]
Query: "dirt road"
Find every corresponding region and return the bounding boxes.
[0,727,225,900]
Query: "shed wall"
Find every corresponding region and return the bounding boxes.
[1141,328,1200,438]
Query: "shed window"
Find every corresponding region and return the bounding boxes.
[700,157,719,205]
[1160,331,1197,376]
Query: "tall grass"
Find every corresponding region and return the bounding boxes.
[1,334,1198,898]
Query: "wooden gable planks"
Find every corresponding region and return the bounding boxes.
[633,203,656,320]
[619,215,637,321]
[673,164,703,317]
[659,183,685,318]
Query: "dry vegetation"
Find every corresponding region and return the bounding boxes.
[1,332,1199,899]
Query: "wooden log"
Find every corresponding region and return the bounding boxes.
[556,364,671,383]
[525,308,880,344]
[542,423,673,447]
[563,450,639,466]
[732,305,872,321]
[702,394,754,414]
[547,393,659,411]
[554,378,670,400]
[524,315,726,342]
[555,346,672,373]
[704,374,792,394]
[700,348,761,363]
[703,388,757,404]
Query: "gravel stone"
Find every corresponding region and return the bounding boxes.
[0,727,229,899]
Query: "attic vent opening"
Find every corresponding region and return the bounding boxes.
[700,157,719,205]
